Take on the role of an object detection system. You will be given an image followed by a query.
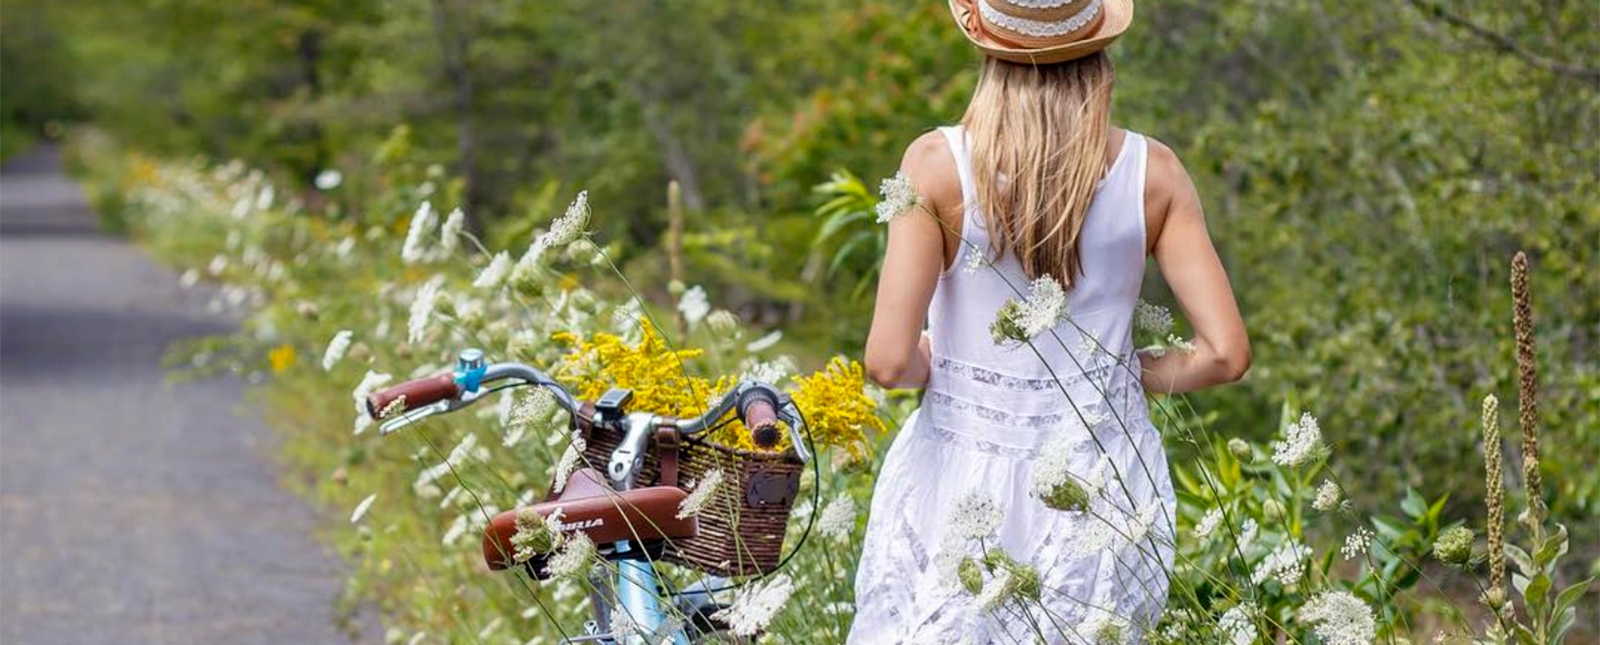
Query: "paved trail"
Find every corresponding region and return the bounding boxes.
[0,147,378,644]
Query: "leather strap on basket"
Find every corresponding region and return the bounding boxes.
[654,427,680,488]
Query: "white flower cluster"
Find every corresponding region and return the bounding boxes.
[349,493,377,524]
[991,274,1070,344]
[951,491,1005,539]
[1252,540,1311,586]
[350,370,393,435]
[1081,607,1131,644]
[711,573,794,637]
[438,207,465,256]
[1031,436,1104,512]
[817,493,857,540]
[407,276,445,344]
[512,191,590,283]
[973,567,1016,611]
[677,468,725,519]
[1297,590,1376,645]
[1217,603,1258,645]
[746,330,783,353]
[401,201,437,265]
[1133,299,1174,336]
[473,252,512,290]
[1313,478,1343,512]
[322,329,353,371]
[1193,507,1224,540]
[876,171,920,223]
[678,285,710,328]
[1271,411,1327,467]
[544,531,595,580]
[1341,527,1374,561]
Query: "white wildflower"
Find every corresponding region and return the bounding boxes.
[1134,299,1174,336]
[473,252,512,289]
[438,207,465,256]
[817,493,857,540]
[1341,527,1374,561]
[678,285,710,328]
[1030,435,1092,512]
[511,506,558,561]
[550,436,587,493]
[544,532,596,580]
[476,617,502,640]
[1237,518,1259,550]
[1271,411,1327,467]
[711,573,794,637]
[540,191,589,249]
[349,493,377,524]
[402,201,437,264]
[706,309,740,336]
[739,355,798,386]
[1297,590,1377,645]
[1194,507,1224,540]
[611,298,642,331]
[179,268,200,288]
[962,246,988,273]
[745,330,783,353]
[990,274,1069,344]
[407,277,445,344]
[1218,603,1258,645]
[322,330,354,371]
[1082,607,1131,644]
[677,468,725,519]
[1166,334,1197,352]
[1313,478,1343,512]
[352,370,393,417]
[208,254,228,276]
[951,491,1004,540]
[335,236,356,259]
[973,567,1017,611]
[1252,541,1310,586]
[875,171,920,223]
[314,169,342,190]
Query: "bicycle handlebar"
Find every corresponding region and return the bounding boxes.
[365,350,809,462]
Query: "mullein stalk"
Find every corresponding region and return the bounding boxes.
[1509,252,1546,530]
[1481,394,1507,614]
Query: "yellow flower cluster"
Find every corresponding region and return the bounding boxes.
[552,325,881,456]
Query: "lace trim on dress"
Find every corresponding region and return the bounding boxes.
[934,356,1114,392]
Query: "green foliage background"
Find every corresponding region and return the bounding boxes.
[6,0,1597,623]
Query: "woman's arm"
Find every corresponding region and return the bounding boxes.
[1138,139,1251,394]
[864,133,958,389]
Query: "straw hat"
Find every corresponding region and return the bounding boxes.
[949,0,1134,64]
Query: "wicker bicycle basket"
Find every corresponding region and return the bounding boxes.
[579,419,804,578]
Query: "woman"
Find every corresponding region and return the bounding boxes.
[850,0,1250,642]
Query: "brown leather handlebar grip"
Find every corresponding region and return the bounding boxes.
[741,397,781,450]
[365,372,459,419]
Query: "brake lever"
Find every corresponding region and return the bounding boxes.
[780,401,813,464]
[378,399,455,435]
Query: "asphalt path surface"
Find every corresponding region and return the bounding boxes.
[0,146,378,644]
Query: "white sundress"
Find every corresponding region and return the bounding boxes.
[848,126,1177,644]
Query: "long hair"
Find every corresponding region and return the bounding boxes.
[960,52,1115,287]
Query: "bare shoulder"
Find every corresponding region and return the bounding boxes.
[1140,134,1201,248]
[900,129,963,224]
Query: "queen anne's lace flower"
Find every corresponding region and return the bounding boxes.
[678,285,710,328]
[1297,590,1376,645]
[739,355,797,385]
[1193,507,1224,540]
[544,531,595,579]
[1134,299,1174,336]
[438,207,465,256]
[349,493,377,524]
[706,309,740,336]
[1030,435,1091,511]
[973,567,1017,611]
[1082,607,1131,644]
[1252,541,1311,586]
[746,330,783,352]
[402,201,436,264]
[1271,411,1327,467]
[990,275,1069,344]
[1342,527,1374,561]
[951,491,1004,539]
[677,468,725,519]
[407,277,445,344]
[1237,518,1259,549]
[511,506,558,561]
[314,169,342,190]
[817,493,857,540]
[710,574,794,636]
[352,370,393,416]
[1313,478,1343,511]
[322,330,353,371]
[876,171,920,223]
[1218,603,1258,645]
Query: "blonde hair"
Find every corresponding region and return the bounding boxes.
[960,53,1115,287]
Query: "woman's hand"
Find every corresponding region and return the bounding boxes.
[1138,139,1251,394]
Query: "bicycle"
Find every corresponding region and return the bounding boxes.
[365,348,814,644]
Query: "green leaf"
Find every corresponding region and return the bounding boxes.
[1401,487,1427,518]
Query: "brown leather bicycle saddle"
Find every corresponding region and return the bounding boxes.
[482,468,698,571]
